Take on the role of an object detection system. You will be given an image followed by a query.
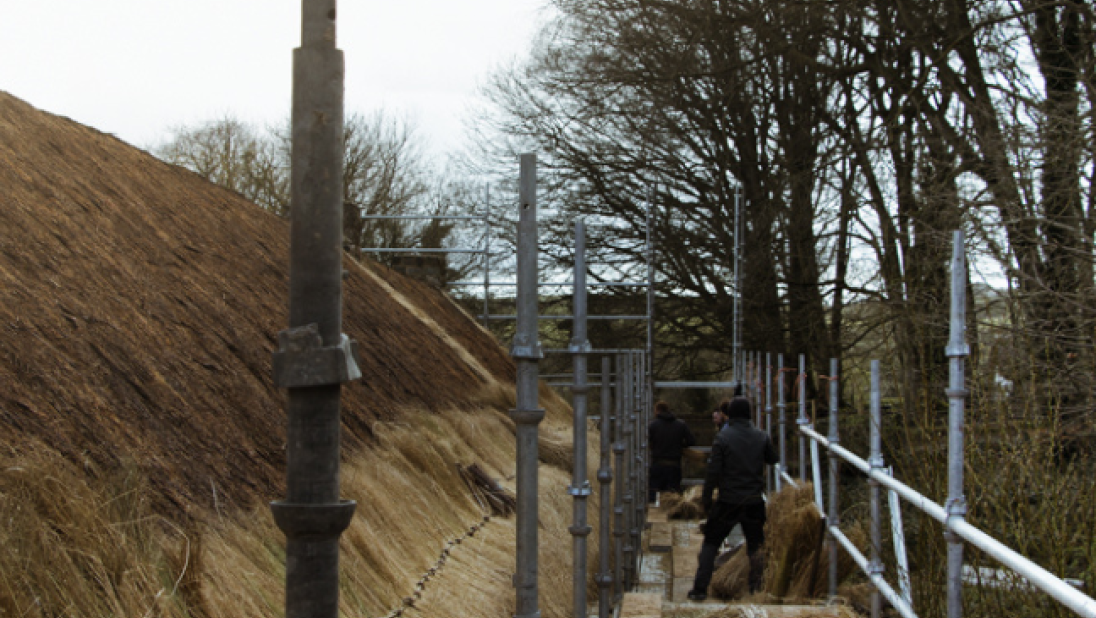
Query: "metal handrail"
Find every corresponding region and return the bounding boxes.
[480,314,649,321]
[830,526,917,618]
[361,247,486,254]
[800,426,1096,618]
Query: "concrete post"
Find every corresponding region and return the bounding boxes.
[569,221,592,618]
[597,356,614,618]
[868,360,885,618]
[270,4,358,617]
[612,354,626,602]
[511,154,545,618]
[827,358,840,599]
[946,231,969,618]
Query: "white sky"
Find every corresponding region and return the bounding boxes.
[0,0,549,154]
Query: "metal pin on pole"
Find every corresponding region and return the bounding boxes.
[597,356,614,618]
[869,360,885,618]
[827,358,840,599]
[511,154,545,618]
[270,3,358,617]
[777,353,786,492]
[945,231,970,618]
[569,220,592,618]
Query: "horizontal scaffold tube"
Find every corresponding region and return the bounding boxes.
[800,426,1096,618]
[829,526,917,618]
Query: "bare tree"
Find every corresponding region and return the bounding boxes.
[155,112,468,262]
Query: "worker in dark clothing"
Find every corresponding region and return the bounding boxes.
[688,396,778,601]
[647,400,696,502]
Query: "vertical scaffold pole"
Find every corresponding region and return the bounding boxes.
[755,352,763,427]
[798,354,807,483]
[868,360,885,618]
[511,154,544,618]
[598,356,615,618]
[777,353,786,492]
[271,3,359,617]
[633,353,647,578]
[827,358,840,599]
[646,191,655,400]
[732,187,742,384]
[612,354,626,602]
[946,231,969,618]
[569,220,592,618]
[622,353,636,589]
[765,352,773,493]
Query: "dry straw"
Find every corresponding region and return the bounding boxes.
[0,394,605,618]
[708,483,864,602]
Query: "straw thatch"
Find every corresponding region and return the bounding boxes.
[0,90,520,517]
[0,91,602,618]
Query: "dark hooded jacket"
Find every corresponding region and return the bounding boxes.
[703,418,778,506]
[648,410,696,463]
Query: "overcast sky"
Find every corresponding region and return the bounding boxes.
[0,0,549,155]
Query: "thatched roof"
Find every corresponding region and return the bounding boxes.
[0,91,515,518]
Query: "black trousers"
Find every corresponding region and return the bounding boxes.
[648,462,683,502]
[692,500,767,594]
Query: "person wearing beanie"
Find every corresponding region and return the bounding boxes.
[688,396,777,601]
[647,400,696,502]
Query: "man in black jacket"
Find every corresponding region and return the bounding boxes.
[688,396,778,601]
[647,400,696,502]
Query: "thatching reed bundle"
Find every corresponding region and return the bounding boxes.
[662,485,706,519]
[708,483,866,602]
[459,463,516,516]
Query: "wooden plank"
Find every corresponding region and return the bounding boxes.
[633,583,666,597]
[638,552,670,585]
[647,508,669,523]
[673,544,698,578]
[619,592,662,618]
[673,524,693,547]
[671,577,698,603]
[649,522,673,552]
